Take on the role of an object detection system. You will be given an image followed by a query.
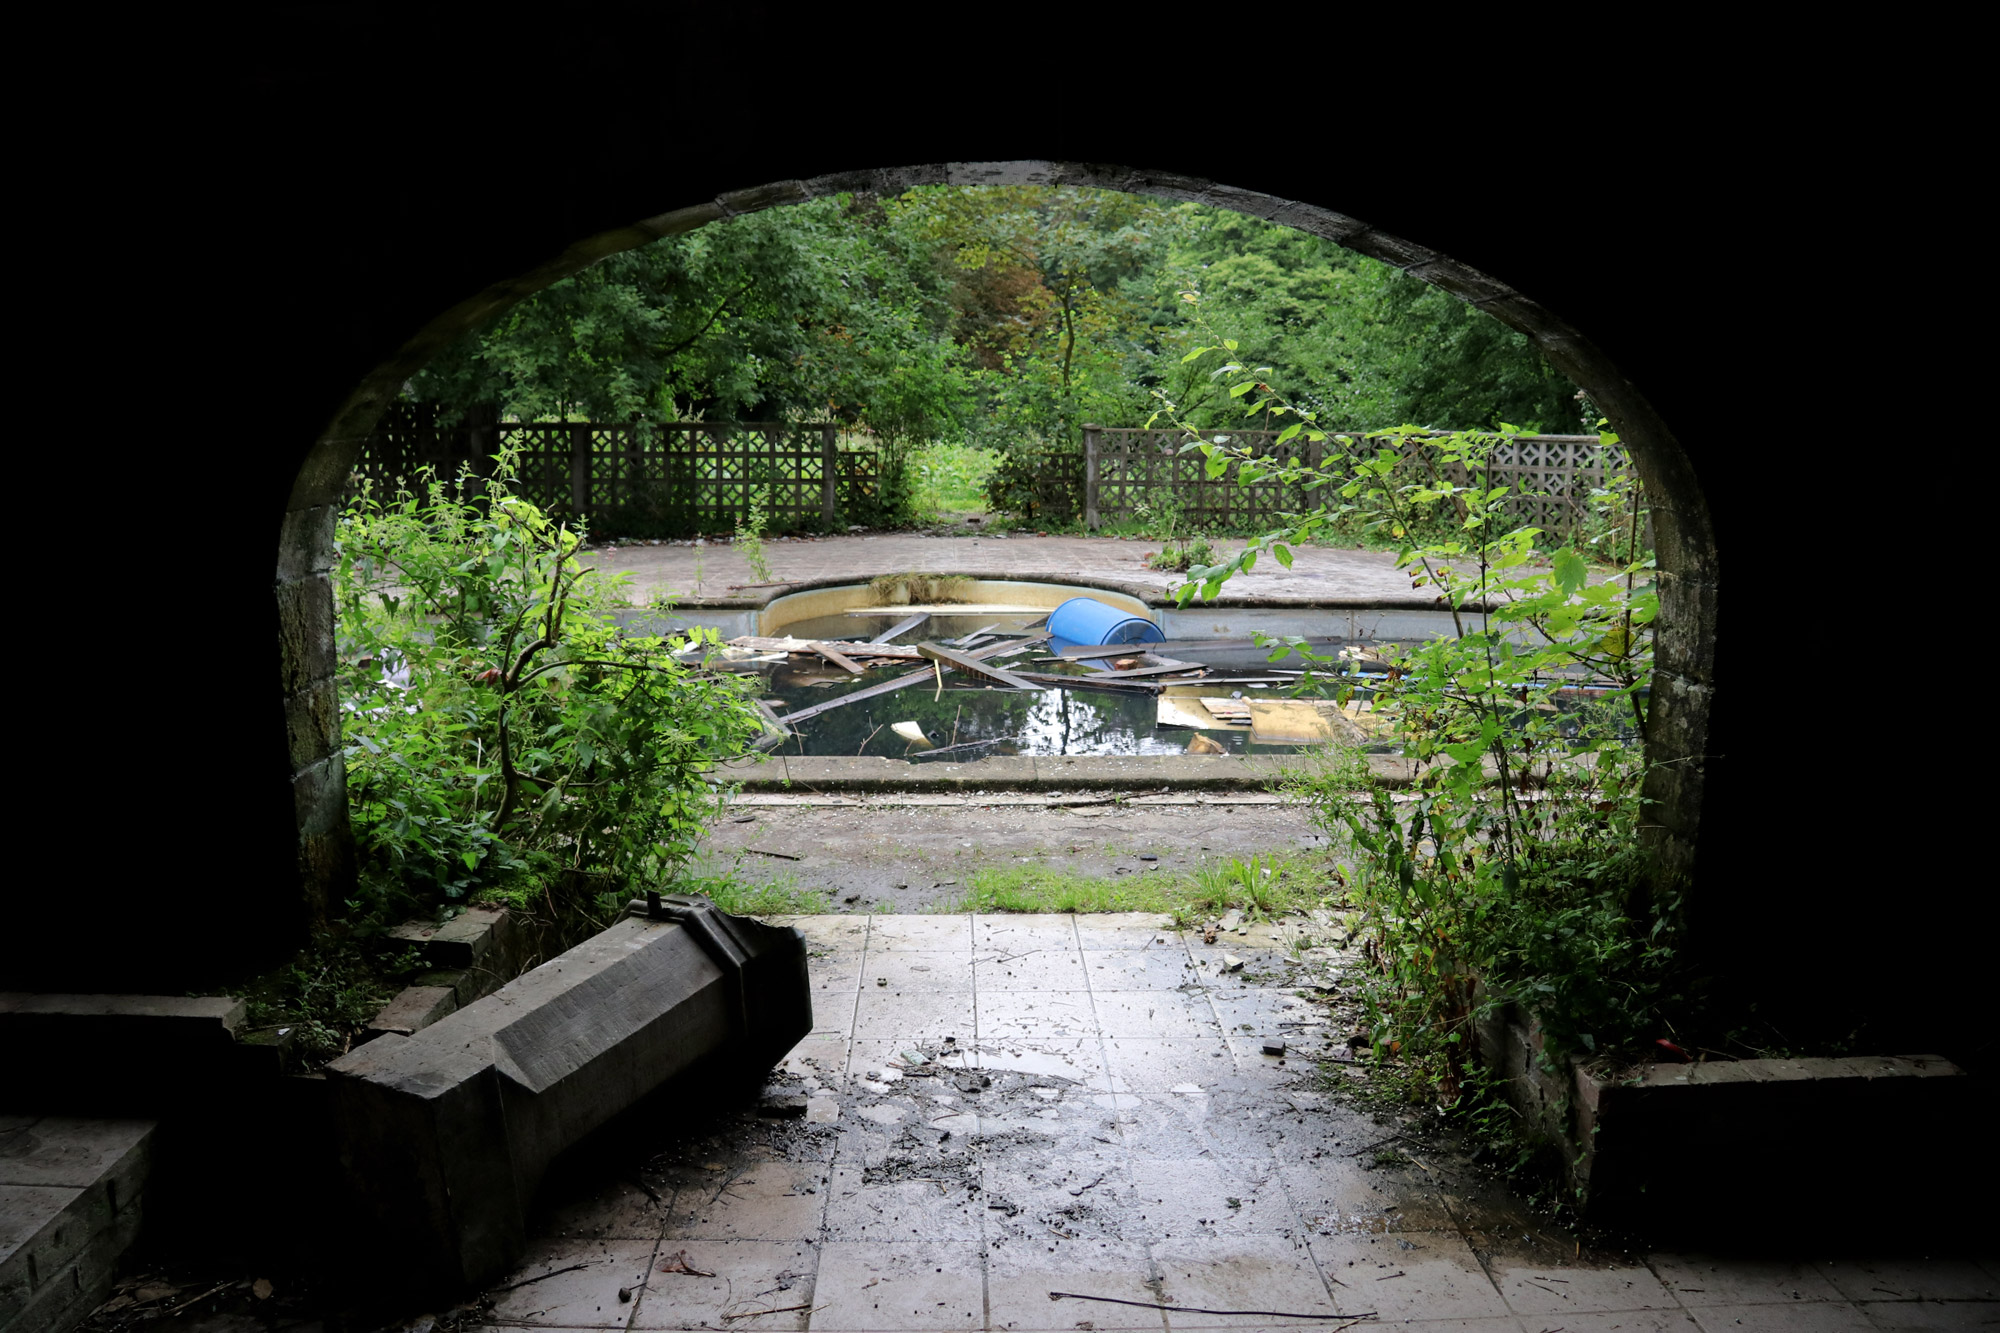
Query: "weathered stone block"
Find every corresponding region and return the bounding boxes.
[0,1117,153,1333]
[283,674,341,771]
[275,503,337,581]
[326,896,809,1294]
[1478,999,1983,1240]
[365,985,457,1040]
[716,180,809,215]
[274,572,337,696]
[946,161,1055,187]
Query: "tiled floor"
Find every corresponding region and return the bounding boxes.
[483,914,2000,1332]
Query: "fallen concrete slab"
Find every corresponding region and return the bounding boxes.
[325,895,809,1294]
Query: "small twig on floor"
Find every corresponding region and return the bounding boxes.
[1347,1132,1409,1157]
[1374,1271,1406,1281]
[722,1303,826,1320]
[491,1263,592,1293]
[1068,1174,1106,1196]
[1049,1292,1373,1322]
[167,1282,232,1313]
[743,847,802,860]
[631,1176,663,1205]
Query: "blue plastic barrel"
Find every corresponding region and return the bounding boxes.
[1046,596,1164,646]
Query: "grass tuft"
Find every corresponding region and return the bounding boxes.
[941,851,1334,924]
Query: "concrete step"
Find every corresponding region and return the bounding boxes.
[0,1116,154,1332]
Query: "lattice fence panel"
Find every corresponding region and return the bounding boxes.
[355,409,875,535]
[1088,427,1636,542]
[495,423,576,515]
[346,402,471,501]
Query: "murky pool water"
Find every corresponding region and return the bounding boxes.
[736,610,1376,760]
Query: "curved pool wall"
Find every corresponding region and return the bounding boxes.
[609,575,1471,645]
[757,580,1150,636]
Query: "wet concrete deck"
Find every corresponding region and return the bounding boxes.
[484,913,1999,1331]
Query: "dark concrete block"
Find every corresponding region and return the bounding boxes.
[1480,998,1987,1240]
[326,896,809,1294]
[0,1117,153,1332]
[364,984,457,1039]
[387,906,514,970]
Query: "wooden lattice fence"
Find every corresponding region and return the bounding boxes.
[352,404,883,534]
[1083,426,1641,542]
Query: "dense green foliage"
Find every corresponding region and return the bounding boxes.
[334,458,766,935]
[408,186,1587,527]
[1154,341,1671,1098]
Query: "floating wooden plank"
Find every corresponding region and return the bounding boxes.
[729,635,924,660]
[751,699,793,750]
[1060,635,1346,660]
[809,641,865,675]
[1245,700,1368,746]
[1008,670,1165,695]
[869,613,930,643]
[775,632,1051,726]
[949,622,1001,649]
[1081,656,1205,680]
[1157,696,1246,730]
[917,642,1039,691]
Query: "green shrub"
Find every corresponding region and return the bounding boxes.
[1154,315,1675,1103]
[334,454,767,936]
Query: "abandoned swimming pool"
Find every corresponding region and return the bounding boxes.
[673,593,1640,762]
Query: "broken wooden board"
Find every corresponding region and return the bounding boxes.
[728,635,925,660]
[1009,670,1165,695]
[1060,635,1346,660]
[776,632,1052,725]
[1081,655,1205,680]
[810,641,865,675]
[1244,700,1369,746]
[751,700,793,750]
[917,642,1039,690]
[1157,696,1248,731]
[948,622,1001,648]
[869,612,930,643]
[1199,697,1254,723]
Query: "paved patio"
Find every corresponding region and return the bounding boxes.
[481,913,1999,1332]
[582,533,1417,605]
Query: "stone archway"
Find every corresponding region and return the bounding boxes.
[278,161,1716,930]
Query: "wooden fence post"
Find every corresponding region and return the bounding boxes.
[1083,424,1101,531]
[821,425,838,523]
[570,422,591,518]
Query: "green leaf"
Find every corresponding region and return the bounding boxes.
[1552,548,1589,595]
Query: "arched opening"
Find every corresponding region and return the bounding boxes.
[277,161,1716,944]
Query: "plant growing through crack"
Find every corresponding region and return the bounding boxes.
[1148,290,1676,1099]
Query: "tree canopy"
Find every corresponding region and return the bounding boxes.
[410,185,1590,453]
